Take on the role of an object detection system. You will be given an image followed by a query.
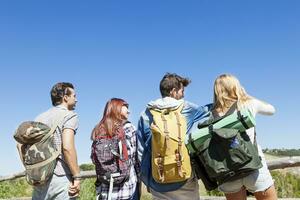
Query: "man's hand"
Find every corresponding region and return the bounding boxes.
[69,179,80,197]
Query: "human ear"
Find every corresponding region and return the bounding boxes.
[169,88,177,98]
[63,95,69,103]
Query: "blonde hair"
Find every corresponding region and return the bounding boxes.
[213,74,252,113]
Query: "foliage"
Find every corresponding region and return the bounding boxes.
[1,162,300,199]
[78,178,96,200]
[263,148,300,157]
[79,163,95,171]
[0,178,32,199]
[272,171,300,198]
[207,189,224,196]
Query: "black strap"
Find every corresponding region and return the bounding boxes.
[211,102,238,123]
[225,102,238,116]
[237,111,249,129]
[188,133,198,155]
[254,129,257,145]
[208,124,214,133]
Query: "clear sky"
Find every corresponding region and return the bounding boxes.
[0,0,299,176]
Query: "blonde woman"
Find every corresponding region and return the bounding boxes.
[212,74,277,200]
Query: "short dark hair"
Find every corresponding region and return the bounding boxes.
[159,73,191,97]
[50,82,74,106]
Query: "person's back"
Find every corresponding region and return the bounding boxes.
[91,98,140,200]
[137,73,210,200]
[31,82,81,200]
[35,105,78,176]
[212,74,277,200]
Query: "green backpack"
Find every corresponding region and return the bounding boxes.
[14,119,62,186]
[187,104,262,188]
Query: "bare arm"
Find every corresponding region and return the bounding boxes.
[62,128,80,196]
[62,128,80,176]
[253,98,276,116]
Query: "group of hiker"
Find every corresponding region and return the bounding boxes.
[14,72,278,200]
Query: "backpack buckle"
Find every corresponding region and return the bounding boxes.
[229,171,235,177]
[157,154,165,182]
[175,151,184,177]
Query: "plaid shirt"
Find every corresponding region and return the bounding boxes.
[96,122,140,200]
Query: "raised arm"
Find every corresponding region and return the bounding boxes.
[250,98,276,116]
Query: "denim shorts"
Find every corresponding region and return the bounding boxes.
[218,160,274,194]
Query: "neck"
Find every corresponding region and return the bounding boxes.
[58,103,69,110]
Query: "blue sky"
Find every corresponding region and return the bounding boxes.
[0,0,299,176]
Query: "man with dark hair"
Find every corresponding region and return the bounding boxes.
[32,82,80,199]
[137,73,210,200]
[159,73,191,98]
[50,82,75,107]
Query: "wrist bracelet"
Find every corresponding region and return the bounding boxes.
[73,174,81,180]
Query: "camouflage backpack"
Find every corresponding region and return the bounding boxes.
[13,118,62,186]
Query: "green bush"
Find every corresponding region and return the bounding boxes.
[263,148,300,156]
[0,178,32,199]
[79,178,96,200]
[272,171,300,198]
[79,163,95,171]
[207,189,224,196]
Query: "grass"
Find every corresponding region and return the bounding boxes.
[2,153,300,199]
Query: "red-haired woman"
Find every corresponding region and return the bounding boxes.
[91,98,140,200]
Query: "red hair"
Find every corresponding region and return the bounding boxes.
[91,98,128,140]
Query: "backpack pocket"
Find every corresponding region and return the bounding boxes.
[152,154,190,183]
[24,135,59,186]
[198,128,253,180]
[214,129,253,169]
[92,138,131,186]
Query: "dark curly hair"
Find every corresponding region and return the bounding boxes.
[159,73,191,97]
[50,82,74,106]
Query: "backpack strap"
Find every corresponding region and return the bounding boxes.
[237,111,249,130]
[149,108,169,182]
[39,119,60,143]
[212,101,238,121]
[25,151,60,170]
[174,111,184,178]
[40,112,67,155]
[160,110,170,149]
[107,172,121,200]
[157,153,164,182]
[225,102,238,116]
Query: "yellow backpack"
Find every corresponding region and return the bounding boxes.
[150,103,192,184]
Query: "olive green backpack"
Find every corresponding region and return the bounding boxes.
[14,118,62,186]
[188,104,262,189]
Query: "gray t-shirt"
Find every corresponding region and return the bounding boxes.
[35,105,79,176]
